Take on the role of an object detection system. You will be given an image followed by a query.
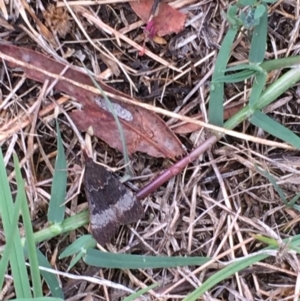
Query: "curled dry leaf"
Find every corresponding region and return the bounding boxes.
[130,0,187,37]
[0,44,184,159]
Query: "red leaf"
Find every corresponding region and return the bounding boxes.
[130,0,186,37]
[0,44,184,159]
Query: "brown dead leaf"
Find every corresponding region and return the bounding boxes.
[0,44,184,159]
[130,0,187,37]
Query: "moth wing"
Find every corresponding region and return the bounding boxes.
[83,158,143,245]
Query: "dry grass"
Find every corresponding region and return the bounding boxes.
[1,0,300,300]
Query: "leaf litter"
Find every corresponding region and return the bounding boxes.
[1,0,300,300]
[0,43,184,159]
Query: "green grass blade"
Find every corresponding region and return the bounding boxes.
[0,157,24,291]
[183,253,268,301]
[21,210,89,246]
[36,249,64,298]
[254,234,279,247]
[249,4,267,64]
[224,67,300,131]
[250,111,300,148]
[123,283,158,301]
[215,69,256,83]
[255,164,300,210]
[255,66,300,110]
[48,120,67,223]
[238,1,256,7]
[254,4,265,19]
[249,71,267,107]
[59,235,97,270]
[59,235,96,259]
[291,204,300,212]
[67,251,86,271]
[215,62,266,84]
[183,234,300,300]
[226,5,242,27]
[84,249,210,269]
[0,199,22,291]
[209,27,238,126]
[254,164,287,203]
[11,297,64,301]
[9,192,31,297]
[287,193,300,208]
[260,56,300,72]
[0,149,31,298]
[222,63,264,73]
[13,154,43,297]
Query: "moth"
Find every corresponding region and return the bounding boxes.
[83,158,144,245]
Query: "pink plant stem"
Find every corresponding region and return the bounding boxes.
[136,135,219,200]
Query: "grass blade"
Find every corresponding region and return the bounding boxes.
[36,249,64,298]
[249,71,267,107]
[287,193,300,208]
[14,154,43,297]
[22,210,89,246]
[59,235,97,270]
[183,253,268,301]
[249,4,267,64]
[84,249,210,269]
[10,297,64,301]
[255,164,300,210]
[250,111,300,148]
[254,164,287,203]
[59,235,96,259]
[224,67,300,131]
[183,234,300,300]
[223,63,263,72]
[123,283,158,301]
[215,69,256,83]
[0,149,31,298]
[48,120,67,223]
[209,27,238,126]
[0,156,24,291]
